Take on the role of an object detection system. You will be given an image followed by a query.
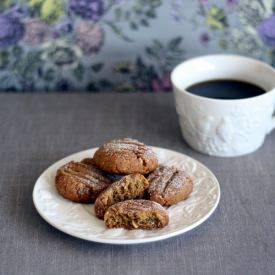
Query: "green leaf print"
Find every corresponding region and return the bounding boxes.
[42,68,56,81]
[218,38,228,49]
[0,0,12,12]
[27,0,65,24]
[269,49,275,67]
[0,50,9,69]
[91,63,104,73]
[11,46,24,60]
[105,21,133,42]
[206,6,228,30]
[168,37,183,51]
[115,7,123,20]
[14,51,41,80]
[73,63,85,81]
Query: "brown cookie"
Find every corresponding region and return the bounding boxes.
[93,138,158,174]
[104,199,169,230]
[147,165,193,206]
[80,157,96,166]
[55,161,111,203]
[81,158,123,182]
[94,174,149,219]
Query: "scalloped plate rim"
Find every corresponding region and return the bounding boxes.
[33,146,221,245]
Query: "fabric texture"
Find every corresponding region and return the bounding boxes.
[0,93,275,274]
[0,0,275,92]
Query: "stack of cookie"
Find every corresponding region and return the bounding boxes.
[55,138,193,230]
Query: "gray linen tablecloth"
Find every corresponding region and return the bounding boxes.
[0,94,274,275]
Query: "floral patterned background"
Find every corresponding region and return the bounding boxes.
[0,0,275,92]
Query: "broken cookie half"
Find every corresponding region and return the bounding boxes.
[104,199,169,230]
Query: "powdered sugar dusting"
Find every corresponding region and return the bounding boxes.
[61,161,111,186]
[164,171,191,194]
[148,165,193,204]
[100,138,157,165]
[103,138,146,153]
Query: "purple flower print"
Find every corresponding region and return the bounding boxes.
[200,32,210,46]
[0,15,24,48]
[199,0,208,7]
[257,15,275,48]
[227,0,238,8]
[69,0,104,21]
[152,73,171,92]
[23,19,51,46]
[171,0,184,22]
[57,21,73,34]
[53,21,73,38]
[74,22,104,55]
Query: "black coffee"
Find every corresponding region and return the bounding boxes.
[186,80,265,100]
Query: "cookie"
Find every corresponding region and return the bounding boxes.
[104,199,169,230]
[93,138,158,174]
[147,165,193,206]
[94,174,149,219]
[81,158,123,182]
[55,161,111,203]
[80,157,96,166]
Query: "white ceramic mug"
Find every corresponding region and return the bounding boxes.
[171,54,275,157]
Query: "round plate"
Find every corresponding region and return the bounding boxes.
[33,147,220,245]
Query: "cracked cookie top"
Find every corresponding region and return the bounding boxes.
[55,161,111,203]
[93,138,158,174]
[147,165,193,206]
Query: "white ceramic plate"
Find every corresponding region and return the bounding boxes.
[33,147,220,245]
